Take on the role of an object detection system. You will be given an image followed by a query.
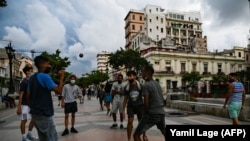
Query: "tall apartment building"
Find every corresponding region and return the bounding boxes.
[96,51,110,73]
[123,5,248,92]
[124,5,207,54]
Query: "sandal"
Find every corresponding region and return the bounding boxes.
[143,135,148,141]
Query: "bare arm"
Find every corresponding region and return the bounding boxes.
[223,84,233,108]
[16,91,23,115]
[52,70,65,94]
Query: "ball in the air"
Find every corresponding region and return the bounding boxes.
[79,53,84,58]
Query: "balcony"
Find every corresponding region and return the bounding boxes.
[202,72,211,76]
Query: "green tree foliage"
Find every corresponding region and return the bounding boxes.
[211,73,227,83]
[108,48,151,73]
[41,49,71,83]
[77,70,108,87]
[182,71,202,85]
[0,0,7,7]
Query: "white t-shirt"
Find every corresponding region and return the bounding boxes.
[62,84,82,103]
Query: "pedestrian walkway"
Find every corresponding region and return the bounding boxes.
[0,95,249,141]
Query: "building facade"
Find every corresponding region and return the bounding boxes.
[141,46,246,93]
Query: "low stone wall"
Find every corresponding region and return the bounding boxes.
[166,95,250,121]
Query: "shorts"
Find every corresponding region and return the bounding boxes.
[111,99,123,114]
[20,105,31,120]
[127,104,143,119]
[64,101,78,113]
[134,113,165,135]
[227,102,242,118]
[32,115,57,141]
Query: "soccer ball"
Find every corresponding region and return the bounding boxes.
[79,53,84,58]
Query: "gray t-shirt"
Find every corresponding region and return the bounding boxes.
[111,81,125,102]
[142,80,165,114]
[62,84,82,103]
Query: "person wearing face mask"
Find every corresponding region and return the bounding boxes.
[110,74,125,129]
[27,55,65,141]
[122,70,147,141]
[17,65,38,141]
[61,75,82,136]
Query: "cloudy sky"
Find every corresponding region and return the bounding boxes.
[0,0,249,76]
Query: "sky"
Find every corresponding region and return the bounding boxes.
[0,0,250,77]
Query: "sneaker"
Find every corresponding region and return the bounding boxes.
[110,123,118,129]
[70,127,78,133]
[61,128,69,136]
[120,124,124,129]
[26,133,37,140]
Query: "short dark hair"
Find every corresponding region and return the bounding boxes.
[117,74,123,78]
[22,65,32,74]
[143,65,154,74]
[126,70,137,76]
[70,74,77,79]
[229,72,238,77]
[34,55,49,69]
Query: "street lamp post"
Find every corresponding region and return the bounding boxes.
[5,42,15,94]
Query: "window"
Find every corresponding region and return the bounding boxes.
[165,61,171,65]
[166,67,171,71]
[132,15,135,20]
[156,16,158,20]
[156,26,159,30]
[192,63,197,72]
[181,62,186,73]
[246,54,249,61]
[155,61,160,65]
[161,18,163,23]
[140,26,142,31]
[150,28,152,32]
[218,64,222,73]
[149,19,152,22]
[161,28,164,33]
[203,63,208,73]
[132,25,135,30]
[238,52,241,57]
[149,9,151,13]
[140,16,142,21]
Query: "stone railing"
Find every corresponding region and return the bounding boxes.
[166,94,250,121]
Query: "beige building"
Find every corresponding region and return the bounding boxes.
[141,46,246,93]
[0,47,32,93]
[97,51,110,73]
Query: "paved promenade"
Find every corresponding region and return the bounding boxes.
[0,95,249,141]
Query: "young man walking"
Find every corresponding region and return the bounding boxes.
[28,55,65,141]
[110,74,125,129]
[61,75,82,136]
[122,70,147,141]
[133,66,166,141]
[17,65,37,141]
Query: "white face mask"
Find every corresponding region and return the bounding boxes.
[70,80,75,84]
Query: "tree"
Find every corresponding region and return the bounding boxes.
[77,70,108,87]
[0,0,7,7]
[182,71,202,86]
[41,49,71,83]
[108,48,151,73]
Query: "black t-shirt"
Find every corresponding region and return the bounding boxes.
[19,78,28,105]
[125,84,143,106]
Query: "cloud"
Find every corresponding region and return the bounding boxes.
[0,0,249,76]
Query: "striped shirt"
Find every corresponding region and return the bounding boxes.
[229,82,244,103]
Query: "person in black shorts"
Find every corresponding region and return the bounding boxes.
[61,75,82,136]
[122,70,147,141]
